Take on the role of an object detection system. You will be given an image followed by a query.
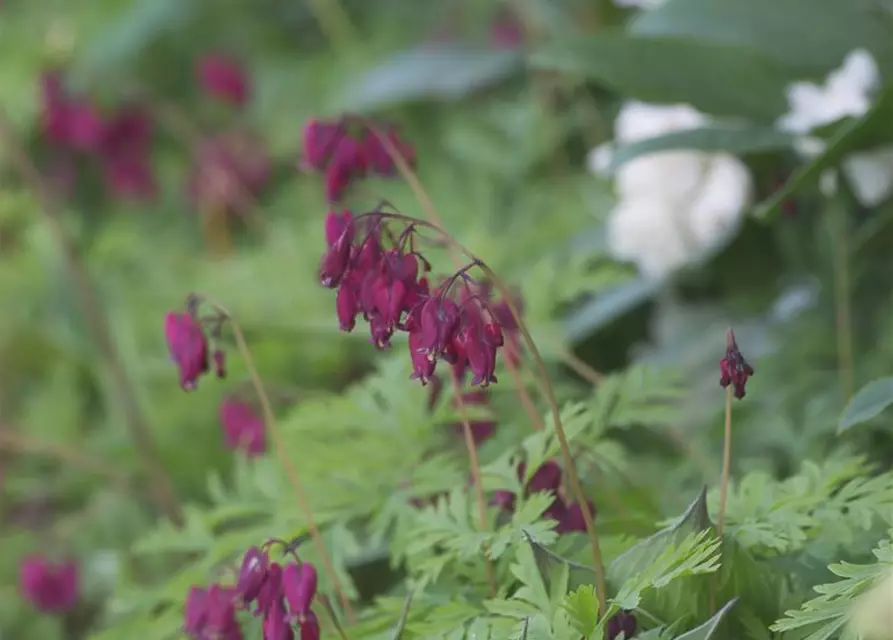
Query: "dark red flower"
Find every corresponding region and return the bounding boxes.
[164,311,209,391]
[18,555,79,614]
[300,610,320,640]
[719,328,754,399]
[262,598,294,640]
[183,584,241,640]
[555,499,596,534]
[607,610,638,640]
[39,71,104,152]
[235,547,270,606]
[300,116,416,202]
[220,398,266,456]
[197,53,250,107]
[282,562,317,619]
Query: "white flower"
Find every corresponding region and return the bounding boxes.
[589,101,753,279]
[778,49,893,206]
[612,0,666,8]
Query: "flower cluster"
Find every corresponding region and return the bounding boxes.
[40,71,157,201]
[588,101,753,278]
[719,328,754,399]
[492,460,596,535]
[19,555,80,614]
[319,209,517,388]
[607,609,638,639]
[219,397,267,456]
[184,545,320,640]
[164,296,227,391]
[301,117,416,202]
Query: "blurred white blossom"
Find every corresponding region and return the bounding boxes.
[612,0,667,8]
[777,49,893,207]
[588,101,753,279]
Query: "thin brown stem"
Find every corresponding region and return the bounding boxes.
[711,386,734,613]
[450,369,497,596]
[478,267,608,619]
[215,305,355,623]
[716,386,733,539]
[361,120,608,619]
[0,111,183,526]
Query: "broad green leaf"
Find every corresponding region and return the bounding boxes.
[672,598,738,639]
[609,487,711,587]
[564,277,663,343]
[523,530,599,595]
[530,32,794,120]
[838,377,893,433]
[337,46,522,111]
[631,0,893,75]
[754,86,893,220]
[608,127,795,172]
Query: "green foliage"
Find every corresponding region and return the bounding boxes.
[838,377,893,434]
[5,0,893,639]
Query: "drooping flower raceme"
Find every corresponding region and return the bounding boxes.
[39,71,158,202]
[164,296,228,391]
[777,49,893,207]
[318,209,516,388]
[184,543,321,640]
[588,101,753,278]
[301,117,416,202]
[19,555,80,614]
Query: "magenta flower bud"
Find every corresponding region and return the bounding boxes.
[525,461,562,494]
[254,562,283,616]
[64,101,106,152]
[183,586,209,635]
[197,53,250,107]
[235,546,269,605]
[300,610,320,640]
[282,562,317,618]
[607,610,638,640]
[203,585,240,636]
[491,490,516,512]
[324,210,353,247]
[19,555,79,614]
[263,598,294,640]
[164,311,210,391]
[409,330,436,385]
[336,284,359,332]
[719,328,754,399]
[556,499,596,535]
[301,119,343,171]
[458,324,498,387]
[219,397,266,457]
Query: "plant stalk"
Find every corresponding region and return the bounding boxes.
[0,111,183,526]
[219,307,355,623]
